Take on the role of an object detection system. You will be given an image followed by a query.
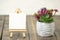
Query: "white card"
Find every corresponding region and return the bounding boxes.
[9,13,26,29]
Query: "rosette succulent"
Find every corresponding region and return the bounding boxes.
[34,8,58,23]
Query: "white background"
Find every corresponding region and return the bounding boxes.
[0,0,60,15]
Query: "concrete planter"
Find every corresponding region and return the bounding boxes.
[36,21,55,36]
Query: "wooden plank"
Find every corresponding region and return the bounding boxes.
[2,15,28,40]
[0,15,5,40]
[1,15,60,40]
[9,29,27,32]
[27,16,37,40]
[2,15,10,40]
[27,15,60,40]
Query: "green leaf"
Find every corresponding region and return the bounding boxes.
[39,14,54,23]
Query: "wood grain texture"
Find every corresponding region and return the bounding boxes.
[0,15,60,40]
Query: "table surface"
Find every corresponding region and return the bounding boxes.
[0,15,60,40]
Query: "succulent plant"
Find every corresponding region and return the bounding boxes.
[34,8,58,23]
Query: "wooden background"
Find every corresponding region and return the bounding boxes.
[0,15,60,40]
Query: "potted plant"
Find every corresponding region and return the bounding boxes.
[34,8,58,36]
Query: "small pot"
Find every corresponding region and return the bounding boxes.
[36,21,55,36]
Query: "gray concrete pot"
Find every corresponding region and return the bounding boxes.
[36,21,55,36]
